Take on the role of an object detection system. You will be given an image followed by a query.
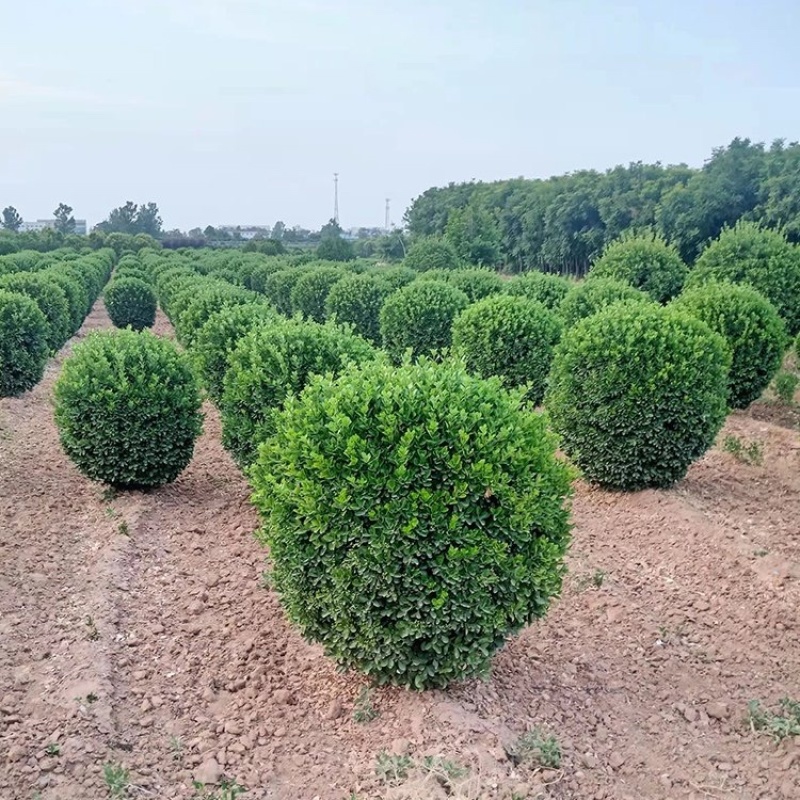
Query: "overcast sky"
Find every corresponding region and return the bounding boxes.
[1,0,798,231]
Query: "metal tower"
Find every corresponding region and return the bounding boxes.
[385,198,391,231]
[333,173,339,224]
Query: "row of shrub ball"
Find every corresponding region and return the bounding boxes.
[48,223,797,690]
[0,249,114,396]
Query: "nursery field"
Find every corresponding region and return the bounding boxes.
[1,298,799,799]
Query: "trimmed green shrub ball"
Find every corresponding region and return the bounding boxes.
[403,237,461,272]
[380,281,468,362]
[193,303,278,402]
[221,319,376,467]
[0,273,71,350]
[416,268,503,303]
[0,290,50,397]
[505,271,572,310]
[367,265,416,290]
[105,277,157,332]
[688,221,800,335]
[445,267,504,302]
[264,268,312,316]
[174,286,260,346]
[545,303,731,490]
[452,295,562,404]
[590,232,687,303]
[290,266,347,322]
[671,282,787,409]
[325,273,392,343]
[54,330,203,488]
[42,269,87,333]
[250,357,573,689]
[559,277,651,327]
[114,265,151,285]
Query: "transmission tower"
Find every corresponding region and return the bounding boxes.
[333,173,339,224]
[385,198,391,231]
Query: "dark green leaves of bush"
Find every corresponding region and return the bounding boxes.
[0,289,50,397]
[105,277,157,332]
[250,358,573,689]
[54,330,203,488]
[546,303,730,490]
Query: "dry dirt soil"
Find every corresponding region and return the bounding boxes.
[1,301,799,800]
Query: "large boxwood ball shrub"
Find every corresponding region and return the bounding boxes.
[505,271,572,310]
[250,358,573,689]
[452,295,562,404]
[403,237,461,272]
[590,232,687,303]
[54,330,203,488]
[0,273,71,350]
[264,267,312,316]
[221,319,375,467]
[545,303,731,490]
[42,269,88,333]
[114,265,151,285]
[174,286,260,346]
[688,221,800,335]
[59,265,93,316]
[193,303,278,402]
[416,268,503,303]
[559,277,651,327]
[445,267,504,302]
[325,273,392,344]
[290,266,347,322]
[671,282,787,409]
[367,265,416,290]
[380,281,468,362]
[105,277,157,332]
[0,290,50,397]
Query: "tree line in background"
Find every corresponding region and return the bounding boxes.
[405,137,800,274]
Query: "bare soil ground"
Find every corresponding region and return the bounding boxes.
[1,301,799,800]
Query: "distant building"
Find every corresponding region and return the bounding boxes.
[217,225,271,241]
[20,218,88,235]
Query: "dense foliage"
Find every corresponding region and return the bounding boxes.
[416,268,504,303]
[405,138,800,273]
[379,281,468,362]
[688,221,800,335]
[263,268,311,316]
[250,358,573,688]
[0,290,50,397]
[221,319,375,467]
[0,273,71,349]
[452,295,562,404]
[290,266,347,322]
[104,277,157,331]
[174,285,260,346]
[589,232,687,302]
[403,237,461,272]
[54,330,203,487]
[324,273,392,343]
[558,277,651,327]
[672,282,787,409]
[546,303,731,490]
[193,304,278,402]
[504,271,572,310]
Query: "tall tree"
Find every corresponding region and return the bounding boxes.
[271,221,286,241]
[320,218,343,240]
[136,202,163,237]
[96,201,162,236]
[53,203,76,234]
[1,206,23,232]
